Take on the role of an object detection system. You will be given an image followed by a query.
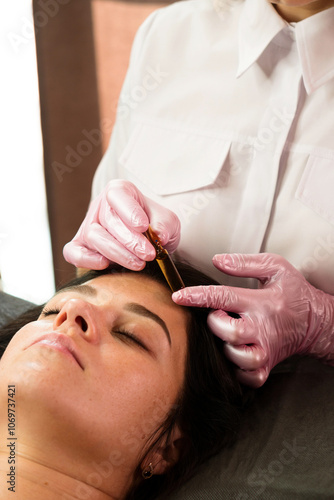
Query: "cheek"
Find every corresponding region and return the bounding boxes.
[0,324,39,376]
[86,354,179,447]
[99,382,177,460]
[0,323,77,404]
[92,354,175,419]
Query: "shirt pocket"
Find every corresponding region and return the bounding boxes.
[119,122,231,195]
[295,154,334,226]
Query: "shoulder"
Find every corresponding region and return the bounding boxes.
[131,0,239,63]
[135,0,226,44]
[145,0,217,23]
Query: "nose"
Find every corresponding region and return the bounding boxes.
[53,298,101,344]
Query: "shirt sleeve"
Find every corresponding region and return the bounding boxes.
[91,9,162,199]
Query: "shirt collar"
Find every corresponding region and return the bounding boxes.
[295,7,334,93]
[237,0,334,94]
[237,0,286,78]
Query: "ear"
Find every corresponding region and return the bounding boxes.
[142,425,186,476]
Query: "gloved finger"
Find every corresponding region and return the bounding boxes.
[172,285,256,313]
[63,241,110,270]
[236,366,270,388]
[106,180,150,232]
[106,181,181,253]
[223,343,268,370]
[85,223,146,270]
[147,200,181,252]
[212,253,291,282]
[99,202,156,261]
[207,309,260,345]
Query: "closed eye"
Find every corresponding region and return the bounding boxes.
[113,329,149,352]
[41,307,61,317]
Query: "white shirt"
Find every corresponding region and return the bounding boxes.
[92,0,334,294]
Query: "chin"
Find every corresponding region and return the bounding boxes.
[271,0,318,5]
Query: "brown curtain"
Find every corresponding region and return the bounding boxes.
[34,0,101,287]
[34,0,173,287]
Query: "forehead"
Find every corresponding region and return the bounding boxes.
[86,273,177,303]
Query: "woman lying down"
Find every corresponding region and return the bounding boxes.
[0,261,244,500]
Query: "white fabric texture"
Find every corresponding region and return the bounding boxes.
[92,0,334,293]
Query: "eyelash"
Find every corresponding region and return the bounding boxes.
[41,307,148,352]
[113,328,148,352]
[41,307,61,317]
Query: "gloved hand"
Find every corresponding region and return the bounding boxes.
[63,179,181,270]
[173,253,334,387]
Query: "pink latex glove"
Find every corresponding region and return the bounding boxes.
[173,253,334,388]
[63,179,180,270]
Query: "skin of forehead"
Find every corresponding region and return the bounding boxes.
[82,273,180,308]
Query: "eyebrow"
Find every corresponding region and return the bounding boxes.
[124,303,172,347]
[56,284,98,298]
[55,285,172,346]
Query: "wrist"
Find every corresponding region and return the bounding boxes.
[299,288,334,364]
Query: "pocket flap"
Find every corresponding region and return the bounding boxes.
[295,155,334,225]
[119,123,231,195]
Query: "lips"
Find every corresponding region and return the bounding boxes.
[27,333,84,370]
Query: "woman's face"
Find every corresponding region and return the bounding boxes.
[0,273,189,488]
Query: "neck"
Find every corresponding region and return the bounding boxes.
[271,0,334,22]
[0,451,114,500]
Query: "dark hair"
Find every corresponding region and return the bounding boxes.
[0,260,244,499]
